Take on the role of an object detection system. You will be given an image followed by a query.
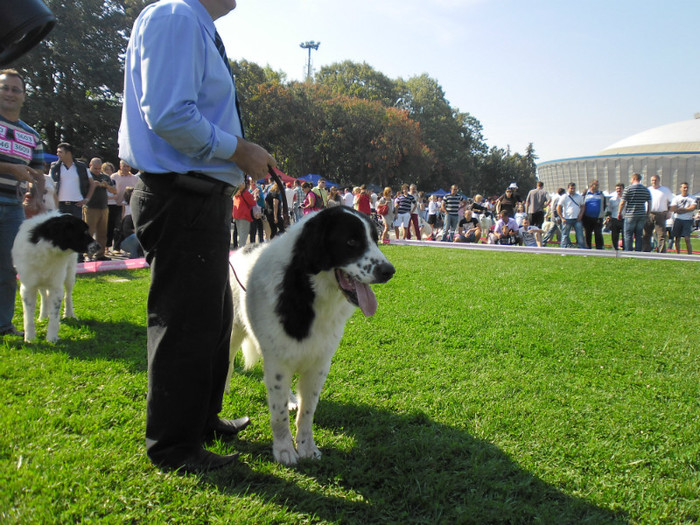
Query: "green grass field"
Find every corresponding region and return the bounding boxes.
[1,246,698,524]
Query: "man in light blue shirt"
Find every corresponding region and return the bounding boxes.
[119,0,275,473]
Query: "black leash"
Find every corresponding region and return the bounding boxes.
[229,259,246,292]
[229,165,286,294]
[267,165,290,224]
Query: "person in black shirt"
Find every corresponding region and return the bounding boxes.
[264,182,285,239]
[454,209,481,243]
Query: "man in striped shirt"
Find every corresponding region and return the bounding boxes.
[441,185,463,241]
[0,69,45,337]
[618,173,651,252]
[395,184,415,239]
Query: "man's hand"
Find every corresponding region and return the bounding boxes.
[9,164,43,184]
[230,137,276,180]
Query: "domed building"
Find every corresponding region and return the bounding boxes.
[537,115,700,194]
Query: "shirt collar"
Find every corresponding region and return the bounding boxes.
[182,0,216,38]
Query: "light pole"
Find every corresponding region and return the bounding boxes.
[299,40,320,81]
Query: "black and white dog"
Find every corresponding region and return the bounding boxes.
[12,211,100,342]
[228,206,395,465]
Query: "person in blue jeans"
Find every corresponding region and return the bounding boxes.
[440,185,463,241]
[0,69,46,337]
[557,182,586,249]
[618,173,651,252]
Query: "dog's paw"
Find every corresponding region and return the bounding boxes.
[273,442,299,466]
[296,439,321,460]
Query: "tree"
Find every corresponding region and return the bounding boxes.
[316,61,398,107]
[474,144,539,197]
[12,0,150,161]
[396,74,486,191]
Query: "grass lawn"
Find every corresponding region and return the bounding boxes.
[1,247,698,524]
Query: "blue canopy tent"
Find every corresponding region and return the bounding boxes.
[43,152,58,163]
[428,188,448,197]
[299,174,340,188]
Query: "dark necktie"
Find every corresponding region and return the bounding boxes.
[214,30,245,138]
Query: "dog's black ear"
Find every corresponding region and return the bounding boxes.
[294,212,334,274]
[29,216,65,244]
[276,253,316,341]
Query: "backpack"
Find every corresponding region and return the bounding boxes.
[311,188,326,209]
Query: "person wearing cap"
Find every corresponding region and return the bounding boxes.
[496,183,522,218]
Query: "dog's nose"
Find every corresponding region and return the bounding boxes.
[373,262,395,283]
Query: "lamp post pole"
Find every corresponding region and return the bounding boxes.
[299,40,320,81]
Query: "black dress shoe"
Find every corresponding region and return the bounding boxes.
[205,416,251,442]
[173,449,239,474]
[0,326,24,337]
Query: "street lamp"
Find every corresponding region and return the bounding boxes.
[299,40,320,81]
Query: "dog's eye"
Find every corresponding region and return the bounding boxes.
[347,239,359,247]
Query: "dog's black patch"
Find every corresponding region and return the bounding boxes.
[29,215,95,253]
[276,207,378,341]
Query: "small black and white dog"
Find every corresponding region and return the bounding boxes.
[228,206,395,465]
[12,211,100,342]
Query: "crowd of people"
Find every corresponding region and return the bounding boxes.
[22,146,142,261]
[235,175,699,256]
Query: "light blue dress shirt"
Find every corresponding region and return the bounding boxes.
[118,0,244,186]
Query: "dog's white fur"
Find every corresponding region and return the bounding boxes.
[12,211,98,342]
[228,207,394,465]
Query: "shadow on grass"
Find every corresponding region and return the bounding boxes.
[7,318,148,372]
[205,400,627,524]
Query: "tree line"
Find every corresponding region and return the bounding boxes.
[12,0,537,196]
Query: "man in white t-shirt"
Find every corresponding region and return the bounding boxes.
[556,182,586,249]
[343,187,354,207]
[643,174,675,253]
[49,142,92,219]
[669,182,697,255]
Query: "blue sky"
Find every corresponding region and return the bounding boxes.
[218,0,700,164]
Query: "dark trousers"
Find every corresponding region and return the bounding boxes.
[58,201,83,219]
[107,204,123,249]
[249,217,264,243]
[266,214,285,239]
[407,213,420,240]
[529,210,545,228]
[131,174,233,468]
[608,217,624,250]
[582,215,604,249]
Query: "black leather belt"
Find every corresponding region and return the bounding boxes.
[140,172,235,198]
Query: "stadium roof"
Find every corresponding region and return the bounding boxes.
[599,116,700,155]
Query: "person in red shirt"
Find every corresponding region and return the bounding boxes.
[355,185,371,215]
[232,183,256,248]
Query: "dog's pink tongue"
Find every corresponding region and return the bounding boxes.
[356,282,378,317]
